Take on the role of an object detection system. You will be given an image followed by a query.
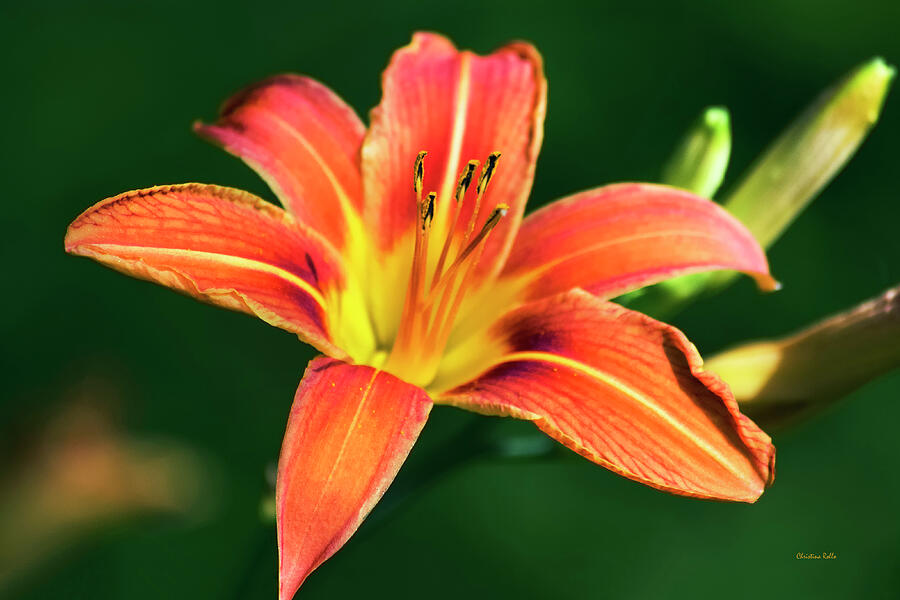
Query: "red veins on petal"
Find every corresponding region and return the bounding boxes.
[440,290,775,502]
[64,184,346,356]
[362,32,546,280]
[195,74,365,249]
[277,357,432,599]
[501,183,778,302]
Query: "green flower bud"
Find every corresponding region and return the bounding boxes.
[724,57,895,249]
[661,106,732,198]
[706,285,900,429]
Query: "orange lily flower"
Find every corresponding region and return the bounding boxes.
[65,33,778,598]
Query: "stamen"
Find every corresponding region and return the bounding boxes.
[454,204,508,264]
[476,152,501,196]
[425,206,506,355]
[387,151,509,386]
[427,250,481,352]
[422,191,435,229]
[424,204,509,306]
[393,153,429,355]
[432,160,478,289]
[413,151,427,194]
[462,152,501,243]
[405,190,435,337]
[456,160,479,200]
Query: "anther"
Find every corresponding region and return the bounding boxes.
[422,192,436,228]
[455,160,479,202]
[476,152,501,195]
[413,151,427,194]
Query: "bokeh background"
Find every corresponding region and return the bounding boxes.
[3,0,899,598]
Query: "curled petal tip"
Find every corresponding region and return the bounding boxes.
[758,274,782,293]
[502,184,772,302]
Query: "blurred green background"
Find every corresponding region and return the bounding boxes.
[3,0,899,598]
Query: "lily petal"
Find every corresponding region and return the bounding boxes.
[277,357,432,598]
[626,60,894,320]
[65,184,347,357]
[707,284,900,429]
[438,290,775,502]
[616,108,733,319]
[195,74,366,250]
[500,183,776,303]
[362,32,546,278]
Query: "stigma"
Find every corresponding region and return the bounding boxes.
[385,151,507,385]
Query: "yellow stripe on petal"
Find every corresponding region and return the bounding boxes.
[434,52,472,228]
[438,290,774,502]
[65,184,366,360]
[86,244,328,310]
[484,350,751,482]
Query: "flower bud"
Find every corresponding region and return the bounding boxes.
[661,106,732,198]
[706,284,900,429]
[724,57,894,249]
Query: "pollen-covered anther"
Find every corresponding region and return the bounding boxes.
[421,192,436,228]
[476,152,501,195]
[462,152,502,246]
[413,151,427,194]
[455,161,479,202]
